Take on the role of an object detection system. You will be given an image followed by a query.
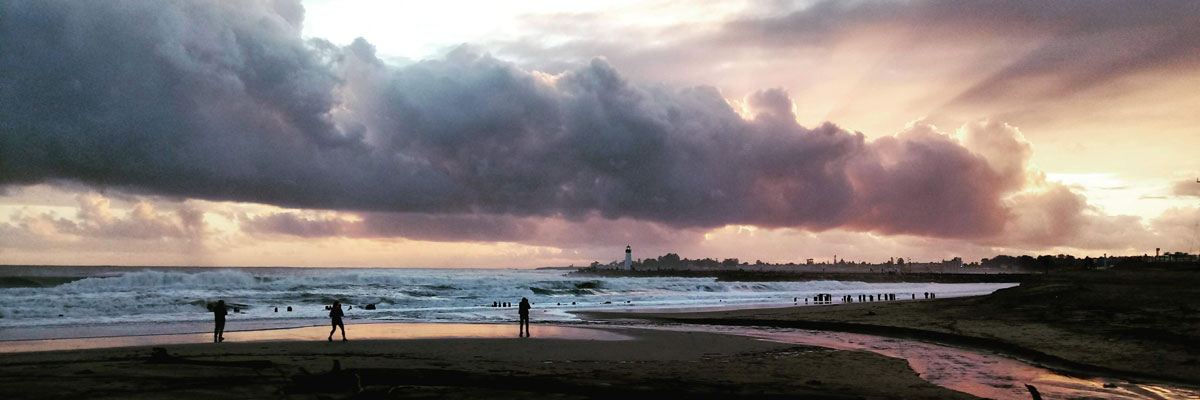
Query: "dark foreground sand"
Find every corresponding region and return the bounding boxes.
[0,327,972,399]
[587,269,1200,387]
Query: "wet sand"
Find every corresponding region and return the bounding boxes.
[0,325,971,399]
[0,323,631,353]
[651,324,1199,399]
[584,269,1200,388]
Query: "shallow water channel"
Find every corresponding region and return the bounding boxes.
[649,324,1199,400]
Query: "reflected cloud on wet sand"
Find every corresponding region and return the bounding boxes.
[0,323,632,353]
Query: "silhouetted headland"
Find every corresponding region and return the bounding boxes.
[570,252,1199,284]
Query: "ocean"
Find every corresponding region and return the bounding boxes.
[0,266,1017,340]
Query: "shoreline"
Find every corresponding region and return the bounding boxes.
[569,268,1034,283]
[0,324,974,399]
[584,312,1199,389]
[2,268,1194,397]
[10,307,1183,388]
[1,280,1014,342]
[579,269,1200,388]
[3,299,1197,398]
[0,322,631,353]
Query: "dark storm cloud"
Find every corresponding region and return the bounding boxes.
[242,211,693,249]
[3,0,1034,240]
[243,212,539,242]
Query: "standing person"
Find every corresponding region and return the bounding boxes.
[213,300,227,343]
[518,297,531,337]
[329,301,346,342]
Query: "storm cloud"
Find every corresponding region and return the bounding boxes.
[717,0,1200,103]
[1174,179,1200,197]
[4,0,1057,241]
[243,211,695,252]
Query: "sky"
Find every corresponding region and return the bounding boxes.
[1,0,1198,268]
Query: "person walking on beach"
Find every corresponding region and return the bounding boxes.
[329,301,347,342]
[213,300,227,343]
[518,297,531,337]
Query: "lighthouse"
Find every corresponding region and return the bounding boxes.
[624,245,632,270]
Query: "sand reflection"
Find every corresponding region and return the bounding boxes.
[0,323,631,353]
[651,325,1199,400]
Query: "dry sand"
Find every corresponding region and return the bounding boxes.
[0,326,972,399]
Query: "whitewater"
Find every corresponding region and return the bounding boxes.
[0,266,1016,340]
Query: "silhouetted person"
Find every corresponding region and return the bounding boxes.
[213,300,227,343]
[518,297,531,337]
[328,301,346,342]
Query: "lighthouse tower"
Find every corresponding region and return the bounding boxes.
[624,245,632,270]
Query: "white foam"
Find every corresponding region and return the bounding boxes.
[0,268,1017,337]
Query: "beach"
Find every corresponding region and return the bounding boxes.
[2,267,1198,399]
[0,325,970,400]
[586,268,1200,388]
[0,267,1004,399]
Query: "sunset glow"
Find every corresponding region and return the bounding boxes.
[2,0,1198,267]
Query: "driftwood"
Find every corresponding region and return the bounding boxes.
[1025,384,1043,400]
[146,347,274,369]
[281,359,363,395]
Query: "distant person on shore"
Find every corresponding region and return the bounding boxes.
[328,301,346,342]
[213,300,227,343]
[518,297,531,337]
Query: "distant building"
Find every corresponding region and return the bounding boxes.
[624,245,632,270]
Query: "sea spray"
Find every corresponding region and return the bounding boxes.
[0,267,1017,338]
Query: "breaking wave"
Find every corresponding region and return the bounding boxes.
[0,267,1017,335]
